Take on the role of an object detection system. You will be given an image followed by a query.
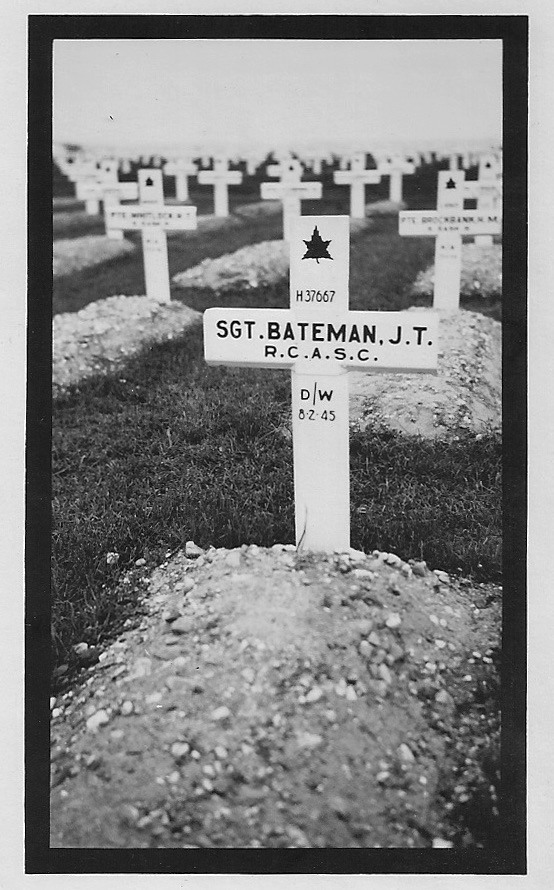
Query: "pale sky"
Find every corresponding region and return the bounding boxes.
[53,39,502,153]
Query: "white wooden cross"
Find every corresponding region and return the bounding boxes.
[399,170,502,314]
[464,153,502,247]
[204,215,439,552]
[244,154,261,176]
[75,159,139,217]
[448,152,460,171]
[164,157,198,202]
[307,153,324,176]
[377,154,415,203]
[197,157,243,217]
[105,169,197,304]
[333,151,381,219]
[261,158,322,241]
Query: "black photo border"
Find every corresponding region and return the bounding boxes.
[27,13,528,875]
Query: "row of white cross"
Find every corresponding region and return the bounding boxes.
[100,164,501,318]
[62,163,502,554]
[66,151,501,244]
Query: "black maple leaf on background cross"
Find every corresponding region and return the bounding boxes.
[302,226,333,263]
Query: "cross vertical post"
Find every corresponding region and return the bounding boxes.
[138,170,171,304]
[289,216,351,550]
[197,157,243,217]
[333,152,381,219]
[378,155,415,203]
[204,216,439,552]
[164,157,198,202]
[105,168,197,303]
[475,154,501,246]
[434,170,465,314]
[261,158,322,241]
[399,170,501,314]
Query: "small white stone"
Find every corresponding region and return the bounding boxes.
[211,706,231,722]
[305,687,323,704]
[397,743,415,763]
[214,745,228,760]
[241,667,255,684]
[226,550,242,568]
[86,709,109,732]
[432,838,454,848]
[385,613,402,629]
[296,731,323,749]
[121,700,134,716]
[185,541,203,558]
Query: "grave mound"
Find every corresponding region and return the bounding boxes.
[348,310,501,439]
[53,235,135,277]
[53,295,200,395]
[410,243,502,300]
[365,199,406,216]
[173,239,289,292]
[232,200,282,220]
[50,543,500,849]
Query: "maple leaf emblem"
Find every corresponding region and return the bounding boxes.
[446,178,457,189]
[302,226,333,263]
[145,177,154,186]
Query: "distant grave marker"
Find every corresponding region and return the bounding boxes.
[399,170,502,314]
[75,159,139,216]
[377,154,415,203]
[164,157,198,202]
[448,153,460,171]
[105,169,197,303]
[333,151,381,219]
[261,158,322,241]
[464,154,502,246]
[198,157,243,217]
[245,155,260,176]
[204,216,439,552]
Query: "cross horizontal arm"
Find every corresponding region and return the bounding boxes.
[204,307,439,372]
[399,210,501,236]
[334,170,381,185]
[261,182,322,200]
[105,205,197,231]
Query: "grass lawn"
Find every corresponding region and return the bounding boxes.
[51,169,501,675]
[52,219,501,674]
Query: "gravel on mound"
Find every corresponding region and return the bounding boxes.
[349,309,501,439]
[411,243,502,300]
[53,196,84,211]
[50,543,500,849]
[172,224,373,293]
[54,235,136,278]
[232,200,282,220]
[365,200,405,216]
[173,239,290,292]
[53,295,200,395]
